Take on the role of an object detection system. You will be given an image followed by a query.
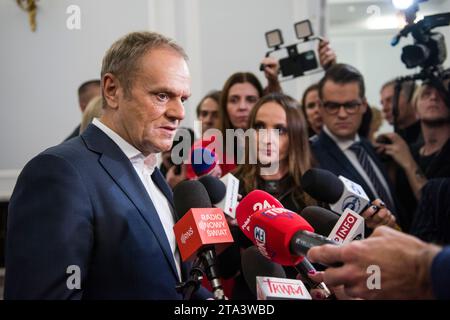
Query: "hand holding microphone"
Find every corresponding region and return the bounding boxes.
[301,168,401,231]
[361,199,399,230]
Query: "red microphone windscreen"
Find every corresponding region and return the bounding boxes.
[248,207,314,266]
[235,190,283,238]
[174,207,234,261]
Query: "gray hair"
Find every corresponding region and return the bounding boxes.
[101,31,188,101]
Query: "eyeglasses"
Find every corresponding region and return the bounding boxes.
[321,100,363,115]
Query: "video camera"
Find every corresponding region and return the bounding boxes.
[260,20,323,80]
[390,0,450,130]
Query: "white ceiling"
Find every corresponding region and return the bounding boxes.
[327,0,449,28]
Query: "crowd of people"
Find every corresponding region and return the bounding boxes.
[4,29,450,300]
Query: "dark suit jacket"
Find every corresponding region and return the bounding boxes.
[5,124,212,300]
[431,246,450,299]
[311,131,399,215]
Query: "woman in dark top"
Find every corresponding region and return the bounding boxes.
[219,93,318,299]
[235,93,317,212]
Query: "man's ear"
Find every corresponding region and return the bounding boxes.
[361,98,368,113]
[102,73,121,109]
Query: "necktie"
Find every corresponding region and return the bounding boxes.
[349,142,395,211]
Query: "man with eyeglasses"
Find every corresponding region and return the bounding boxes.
[311,63,401,227]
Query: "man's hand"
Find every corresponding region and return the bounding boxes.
[307,226,441,299]
[374,133,415,170]
[374,132,427,200]
[318,38,337,70]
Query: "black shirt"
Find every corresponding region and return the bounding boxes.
[410,178,450,244]
[398,121,422,147]
[411,138,450,179]
[395,138,450,231]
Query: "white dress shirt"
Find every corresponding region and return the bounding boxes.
[323,126,394,205]
[92,118,182,281]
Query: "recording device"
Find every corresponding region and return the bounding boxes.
[241,246,287,296]
[236,192,331,293]
[375,135,393,145]
[237,204,337,266]
[300,206,340,236]
[191,147,219,177]
[375,135,393,161]
[301,168,371,215]
[390,0,450,130]
[301,206,364,244]
[198,175,226,205]
[235,189,283,239]
[173,180,234,300]
[260,20,322,80]
[256,276,312,300]
[328,208,365,244]
[198,174,240,219]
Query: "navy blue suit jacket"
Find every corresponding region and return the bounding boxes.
[311,131,398,213]
[431,246,450,299]
[5,124,212,300]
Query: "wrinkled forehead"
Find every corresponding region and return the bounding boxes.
[135,49,191,92]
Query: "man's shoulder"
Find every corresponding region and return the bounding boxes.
[43,136,90,160]
[311,131,336,153]
[25,137,94,174]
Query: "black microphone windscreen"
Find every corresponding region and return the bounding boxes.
[300,206,340,236]
[301,168,344,204]
[173,180,212,220]
[241,246,286,296]
[198,175,226,204]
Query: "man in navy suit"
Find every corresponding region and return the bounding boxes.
[311,64,399,221]
[4,31,212,300]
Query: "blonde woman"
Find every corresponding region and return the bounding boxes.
[79,95,103,133]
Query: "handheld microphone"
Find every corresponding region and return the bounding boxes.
[198,174,240,219]
[300,206,340,236]
[191,147,218,177]
[173,180,234,300]
[301,206,364,244]
[328,208,365,244]
[301,168,370,215]
[245,207,337,266]
[235,190,283,239]
[242,246,312,300]
[241,246,286,297]
[198,175,226,204]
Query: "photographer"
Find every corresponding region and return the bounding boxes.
[376,82,450,201]
[380,79,421,146]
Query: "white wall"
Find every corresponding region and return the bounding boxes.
[0,0,149,168]
[0,0,322,199]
